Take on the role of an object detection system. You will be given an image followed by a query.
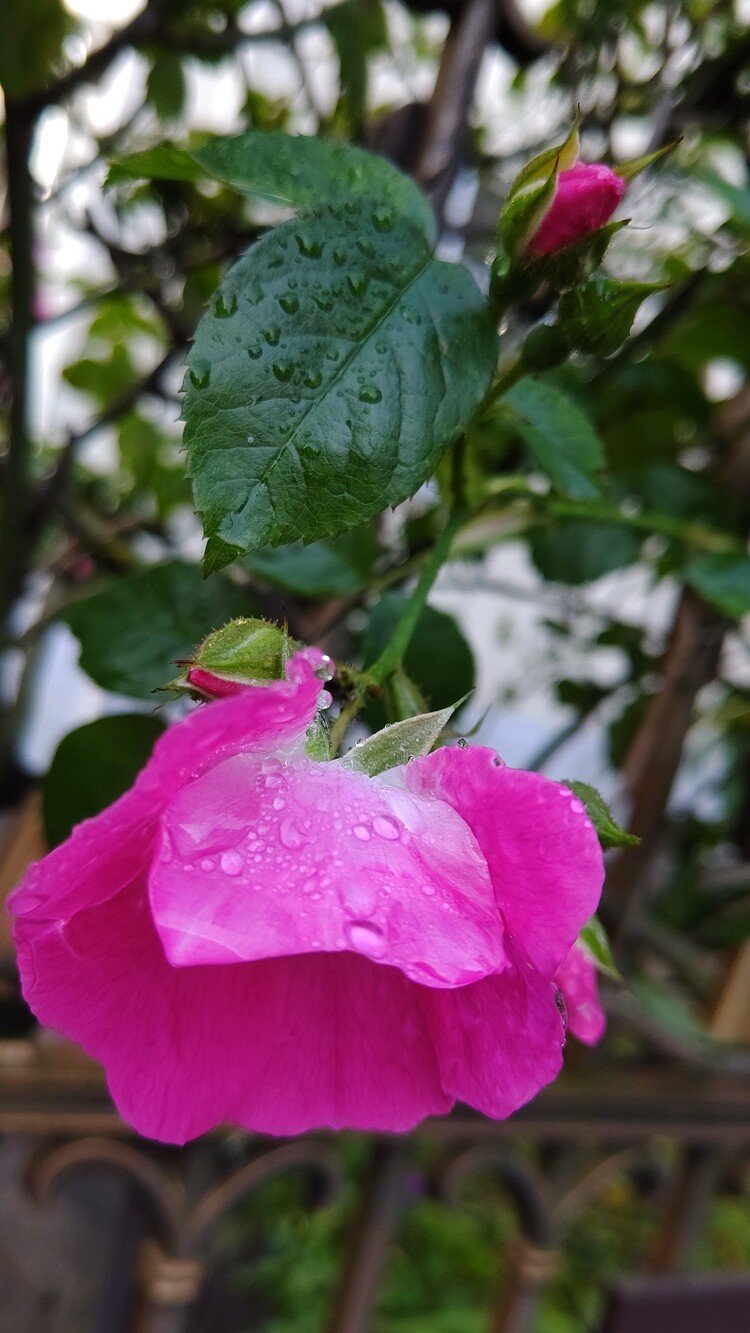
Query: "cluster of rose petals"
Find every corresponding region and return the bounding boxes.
[529,162,626,257]
[10,648,604,1144]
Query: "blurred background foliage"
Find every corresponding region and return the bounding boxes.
[2,0,750,1326]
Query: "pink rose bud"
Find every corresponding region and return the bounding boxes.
[528,162,626,257]
[186,666,246,699]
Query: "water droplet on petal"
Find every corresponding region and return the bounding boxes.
[345,920,386,958]
[200,857,215,872]
[353,824,370,841]
[421,882,436,896]
[280,817,305,850]
[220,850,243,876]
[372,815,400,840]
[273,796,286,811]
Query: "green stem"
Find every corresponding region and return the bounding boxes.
[368,510,463,685]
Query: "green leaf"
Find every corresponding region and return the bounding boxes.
[558,276,668,357]
[684,554,750,619]
[499,166,557,258]
[184,202,497,567]
[362,595,475,715]
[0,0,74,97]
[61,562,251,699]
[42,715,165,848]
[109,131,435,240]
[531,519,641,585]
[565,779,639,849]
[579,916,621,980]
[246,527,380,598]
[339,704,456,777]
[615,140,680,184]
[146,52,187,121]
[504,377,604,500]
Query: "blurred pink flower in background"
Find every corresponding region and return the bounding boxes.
[528,162,626,256]
[10,649,604,1144]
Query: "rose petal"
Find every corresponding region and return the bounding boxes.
[15,884,453,1141]
[529,162,626,256]
[9,652,322,927]
[151,754,505,987]
[556,943,606,1046]
[404,747,604,977]
[422,942,565,1118]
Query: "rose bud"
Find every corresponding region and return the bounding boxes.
[528,162,626,257]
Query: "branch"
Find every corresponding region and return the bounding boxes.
[0,101,36,626]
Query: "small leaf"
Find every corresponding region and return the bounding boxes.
[61,562,252,699]
[107,142,206,187]
[565,780,640,849]
[558,276,668,357]
[684,553,750,620]
[339,705,456,777]
[184,202,496,564]
[507,114,580,196]
[615,140,680,183]
[499,166,558,259]
[504,377,605,500]
[579,916,621,981]
[42,715,165,848]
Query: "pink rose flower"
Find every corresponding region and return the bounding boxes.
[10,648,604,1144]
[528,162,626,257]
[556,941,606,1046]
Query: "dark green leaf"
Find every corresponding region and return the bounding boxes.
[565,779,640,848]
[184,202,496,567]
[146,52,187,121]
[0,0,74,97]
[363,595,475,716]
[531,519,641,585]
[42,715,165,848]
[246,527,380,597]
[504,377,605,500]
[684,554,750,620]
[61,562,252,699]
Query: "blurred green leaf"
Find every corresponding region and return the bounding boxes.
[246,528,381,598]
[61,562,252,698]
[504,377,605,500]
[531,519,641,584]
[579,915,621,979]
[0,0,74,97]
[42,714,165,848]
[363,595,475,716]
[146,52,187,121]
[684,553,750,619]
[559,276,667,357]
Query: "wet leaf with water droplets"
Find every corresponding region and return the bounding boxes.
[184,202,497,568]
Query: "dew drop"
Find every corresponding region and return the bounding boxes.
[272,796,286,811]
[220,850,243,876]
[352,824,371,841]
[296,233,323,258]
[200,857,215,872]
[279,293,299,315]
[347,272,368,297]
[263,324,281,346]
[345,920,387,958]
[280,818,305,850]
[456,737,468,749]
[272,362,294,382]
[304,370,322,389]
[214,292,238,318]
[247,344,262,360]
[359,383,382,404]
[372,815,400,840]
[246,433,255,443]
[421,883,437,896]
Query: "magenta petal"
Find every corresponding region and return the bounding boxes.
[8,652,322,927]
[422,944,564,1118]
[529,162,626,256]
[151,755,505,987]
[404,747,604,977]
[556,943,605,1046]
[15,884,453,1141]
